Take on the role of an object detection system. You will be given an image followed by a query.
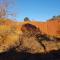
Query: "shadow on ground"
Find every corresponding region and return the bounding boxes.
[0,49,60,60]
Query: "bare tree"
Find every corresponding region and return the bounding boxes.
[0,0,16,19]
[0,0,8,18]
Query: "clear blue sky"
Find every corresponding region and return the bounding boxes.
[15,0,60,21]
[0,0,60,21]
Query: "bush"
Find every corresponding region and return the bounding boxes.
[24,17,30,21]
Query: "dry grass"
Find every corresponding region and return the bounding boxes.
[16,34,45,53]
[15,33,60,54]
[0,24,20,53]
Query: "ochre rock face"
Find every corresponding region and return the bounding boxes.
[37,20,60,36]
[0,18,60,37]
[17,20,60,37]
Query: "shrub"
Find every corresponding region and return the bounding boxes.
[24,17,30,21]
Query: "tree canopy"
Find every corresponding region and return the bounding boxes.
[24,17,30,21]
